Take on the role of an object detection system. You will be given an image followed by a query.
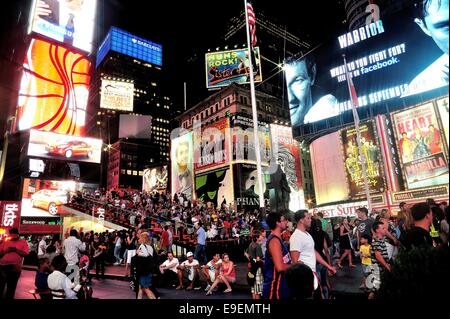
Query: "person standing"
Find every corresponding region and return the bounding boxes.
[337,217,355,268]
[0,228,29,299]
[159,226,170,253]
[368,221,391,299]
[63,229,85,285]
[245,233,264,299]
[194,222,207,265]
[262,212,291,300]
[38,236,47,259]
[400,202,434,250]
[356,207,375,250]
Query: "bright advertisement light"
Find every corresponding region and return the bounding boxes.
[143,166,168,193]
[171,132,194,201]
[28,130,102,164]
[17,38,91,136]
[28,0,97,53]
[100,79,134,112]
[205,47,262,89]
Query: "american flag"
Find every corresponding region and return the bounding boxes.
[247,2,257,47]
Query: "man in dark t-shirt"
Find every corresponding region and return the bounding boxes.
[400,203,434,251]
[356,207,374,249]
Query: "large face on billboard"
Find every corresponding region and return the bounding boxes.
[21,178,97,218]
[100,79,134,112]
[17,38,91,136]
[206,48,262,89]
[270,124,305,211]
[340,122,386,199]
[28,130,102,164]
[29,0,97,52]
[171,133,194,200]
[143,166,168,193]
[285,6,449,132]
[193,118,230,172]
[195,168,234,208]
[392,102,449,189]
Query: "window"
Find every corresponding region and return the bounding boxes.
[240,96,248,105]
[257,101,261,109]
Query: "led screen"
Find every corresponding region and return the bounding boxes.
[118,114,152,139]
[195,167,234,209]
[205,47,262,89]
[28,0,97,53]
[171,132,194,201]
[143,166,168,193]
[96,27,163,67]
[28,130,102,164]
[100,79,134,112]
[17,38,91,136]
[392,102,449,189]
[285,7,449,133]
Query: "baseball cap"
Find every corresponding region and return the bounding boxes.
[186,252,194,257]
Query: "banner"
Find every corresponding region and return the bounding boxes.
[393,102,449,189]
[230,114,271,165]
[340,122,385,199]
[436,96,449,149]
[285,9,449,134]
[310,201,367,218]
[17,38,91,136]
[171,132,194,200]
[193,118,230,172]
[233,163,270,211]
[100,79,134,111]
[392,185,449,203]
[143,166,168,193]
[206,47,262,89]
[0,202,22,239]
[195,167,234,208]
[269,124,305,211]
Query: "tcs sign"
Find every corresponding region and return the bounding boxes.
[0,202,22,239]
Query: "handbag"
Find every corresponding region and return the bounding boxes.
[135,245,157,275]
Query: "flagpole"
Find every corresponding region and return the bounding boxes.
[343,54,372,212]
[244,0,265,211]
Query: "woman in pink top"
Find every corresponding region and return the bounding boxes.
[206,253,235,295]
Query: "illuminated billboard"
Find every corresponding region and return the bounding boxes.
[118,115,152,139]
[22,178,97,218]
[143,166,168,193]
[340,122,386,199]
[436,96,449,149]
[270,124,306,211]
[17,38,91,136]
[28,130,102,164]
[0,202,22,239]
[233,163,270,211]
[195,167,234,209]
[206,47,262,89]
[28,0,97,53]
[100,79,134,111]
[392,102,449,189]
[285,8,449,133]
[193,118,230,172]
[96,27,163,67]
[310,132,349,205]
[171,132,194,201]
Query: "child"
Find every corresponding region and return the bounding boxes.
[359,234,372,291]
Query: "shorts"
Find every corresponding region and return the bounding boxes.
[127,250,136,264]
[362,265,371,276]
[139,274,153,289]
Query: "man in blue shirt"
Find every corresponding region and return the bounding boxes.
[194,222,207,264]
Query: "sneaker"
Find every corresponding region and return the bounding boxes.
[193,286,201,291]
[204,284,211,292]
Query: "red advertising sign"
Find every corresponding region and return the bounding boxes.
[0,202,22,239]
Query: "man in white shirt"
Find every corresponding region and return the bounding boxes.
[159,252,179,287]
[47,255,78,299]
[38,236,48,259]
[63,229,85,284]
[201,253,222,291]
[290,210,336,298]
[176,252,200,290]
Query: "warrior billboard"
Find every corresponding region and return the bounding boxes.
[392,102,449,189]
[206,47,262,89]
[285,4,449,134]
[17,38,91,136]
[28,130,102,164]
[28,0,98,53]
[100,79,134,112]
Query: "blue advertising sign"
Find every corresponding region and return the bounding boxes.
[96,27,163,67]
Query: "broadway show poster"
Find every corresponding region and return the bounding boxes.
[233,164,270,211]
[269,124,306,211]
[205,47,262,89]
[436,96,449,150]
[143,166,168,193]
[230,114,271,165]
[340,122,385,199]
[195,167,234,209]
[171,132,194,200]
[193,118,230,173]
[393,102,449,189]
